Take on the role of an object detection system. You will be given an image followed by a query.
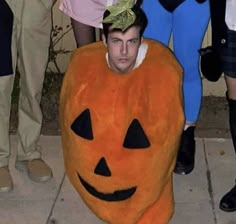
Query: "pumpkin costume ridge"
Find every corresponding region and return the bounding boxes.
[60,39,184,224]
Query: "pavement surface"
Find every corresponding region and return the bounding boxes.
[1,96,236,224]
[196,96,230,139]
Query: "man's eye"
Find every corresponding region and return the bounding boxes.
[129,39,137,44]
[112,39,120,43]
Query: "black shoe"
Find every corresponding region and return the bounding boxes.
[174,126,196,175]
[220,184,236,212]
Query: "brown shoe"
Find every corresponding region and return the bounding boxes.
[15,159,53,182]
[0,166,13,192]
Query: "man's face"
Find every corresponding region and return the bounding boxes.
[103,26,142,74]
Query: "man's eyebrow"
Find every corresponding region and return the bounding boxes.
[109,37,139,41]
[110,37,122,40]
[128,37,139,41]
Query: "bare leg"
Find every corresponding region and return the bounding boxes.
[225,76,236,99]
[71,18,96,48]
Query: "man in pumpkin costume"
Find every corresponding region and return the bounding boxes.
[60,0,184,223]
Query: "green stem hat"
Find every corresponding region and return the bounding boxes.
[102,0,136,32]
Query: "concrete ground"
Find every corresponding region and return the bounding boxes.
[196,96,230,138]
[1,96,236,224]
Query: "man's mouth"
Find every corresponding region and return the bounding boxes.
[119,58,128,63]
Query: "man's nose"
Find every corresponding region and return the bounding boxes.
[121,42,128,55]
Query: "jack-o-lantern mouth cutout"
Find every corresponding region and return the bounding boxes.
[77,173,137,202]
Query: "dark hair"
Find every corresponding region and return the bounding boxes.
[102,3,148,40]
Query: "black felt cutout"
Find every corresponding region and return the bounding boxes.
[71,109,93,140]
[123,119,150,149]
[78,174,137,201]
[94,157,111,177]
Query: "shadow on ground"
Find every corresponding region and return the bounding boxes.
[197,96,230,138]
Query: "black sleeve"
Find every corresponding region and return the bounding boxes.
[209,0,227,50]
[0,0,14,76]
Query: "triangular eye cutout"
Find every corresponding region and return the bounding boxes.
[71,109,94,140]
[123,119,150,149]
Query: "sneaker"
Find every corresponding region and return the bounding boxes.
[15,159,53,182]
[0,166,13,192]
[174,126,196,175]
[220,184,236,212]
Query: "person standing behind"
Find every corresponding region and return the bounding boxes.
[142,0,210,175]
[0,0,14,192]
[59,0,119,47]
[208,0,236,212]
[0,0,56,193]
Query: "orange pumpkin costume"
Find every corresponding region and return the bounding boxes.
[60,39,184,224]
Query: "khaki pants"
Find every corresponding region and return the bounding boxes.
[0,0,53,167]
